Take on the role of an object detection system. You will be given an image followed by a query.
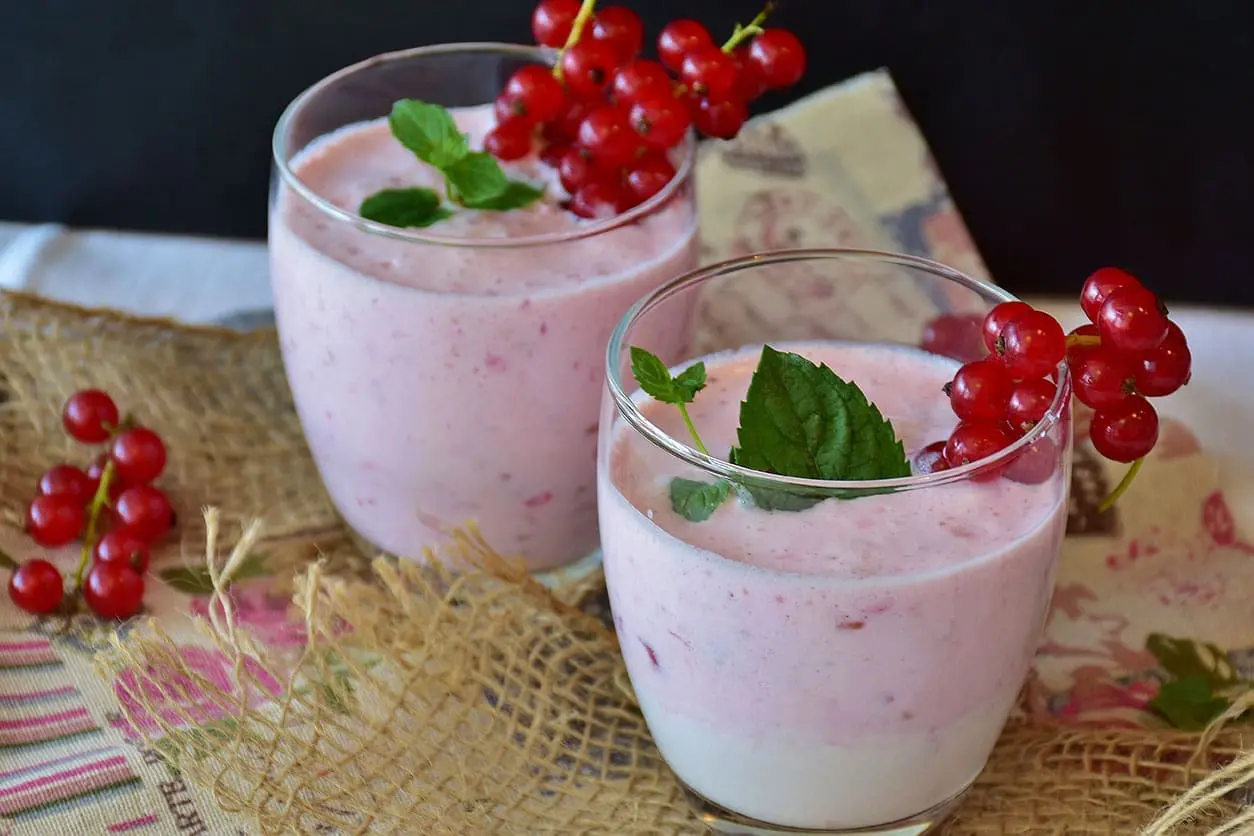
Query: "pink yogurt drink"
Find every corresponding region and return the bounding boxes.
[598,253,1071,834]
[268,45,698,572]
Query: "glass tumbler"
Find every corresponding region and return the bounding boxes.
[598,250,1071,834]
[269,43,699,576]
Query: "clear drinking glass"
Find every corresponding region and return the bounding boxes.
[599,250,1071,835]
[269,44,699,578]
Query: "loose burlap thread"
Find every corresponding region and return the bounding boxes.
[2,291,1252,834]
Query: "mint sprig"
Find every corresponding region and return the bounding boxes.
[732,346,910,510]
[669,478,730,523]
[358,99,543,228]
[629,344,910,522]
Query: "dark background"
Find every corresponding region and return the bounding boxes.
[2,0,1252,305]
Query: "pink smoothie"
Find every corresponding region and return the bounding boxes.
[599,342,1068,829]
[270,105,698,570]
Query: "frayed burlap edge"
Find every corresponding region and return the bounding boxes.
[96,511,1254,835]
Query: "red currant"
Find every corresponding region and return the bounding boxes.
[568,179,631,219]
[1070,345,1135,409]
[557,147,608,193]
[589,6,644,63]
[577,107,638,167]
[109,427,167,485]
[730,48,768,102]
[1007,378,1057,432]
[93,529,151,573]
[114,485,174,544]
[545,97,594,144]
[680,45,739,100]
[611,60,674,105]
[62,389,119,444]
[1004,438,1059,485]
[947,359,1014,422]
[539,141,571,168]
[484,121,533,161]
[8,559,64,615]
[1080,266,1143,323]
[532,0,581,48]
[1134,321,1192,397]
[560,40,620,97]
[629,94,691,150]
[26,495,85,547]
[624,153,677,204]
[83,562,145,620]
[912,440,950,475]
[982,301,1033,353]
[747,29,807,89]
[944,421,1014,469]
[502,65,567,124]
[1000,310,1066,379]
[657,20,714,72]
[37,465,94,506]
[1097,285,1170,353]
[920,313,986,362]
[692,96,748,139]
[1090,396,1159,463]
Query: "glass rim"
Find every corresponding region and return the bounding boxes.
[271,41,697,250]
[605,248,1073,494]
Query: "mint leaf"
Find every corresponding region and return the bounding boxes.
[669,478,730,522]
[673,362,707,402]
[463,180,544,211]
[359,188,452,228]
[630,347,704,405]
[732,345,909,485]
[389,100,468,169]
[1149,676,1232,731]
[444,152,509,206]
[1146,633,1241,689]
[728,448,822,512]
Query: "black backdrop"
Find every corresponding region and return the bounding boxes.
[2,0,1253,305]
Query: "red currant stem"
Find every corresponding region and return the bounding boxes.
[552,0,598,81]
[0,547,15,571]
[677,404,711,457]
[1066,333,1101,348]
[73,459,116,588]
[1098,456,1144,513]
[720,2,777,52]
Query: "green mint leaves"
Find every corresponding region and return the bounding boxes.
[358,99,543,228]
[1146,633,1249,731]
[733,345,910,484]
[630,348,707,406]
[359,188,453,228]
[628,344,910,523]
[388,100,468,170]
[669,478,731,523]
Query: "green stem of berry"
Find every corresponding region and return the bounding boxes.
[721,2,776,52]
[678,404,712,457]
[1098,456,1144,512]
[0,547,16,571]
[552,0,598,80]
[73,459,116,588]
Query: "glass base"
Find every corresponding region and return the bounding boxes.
[680,778,971,835]
[342,523,603,589]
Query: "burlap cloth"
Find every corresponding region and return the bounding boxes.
[0,71,1251,834]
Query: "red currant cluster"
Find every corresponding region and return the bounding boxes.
[488,0,805,218]
[8,390,175,620]
[918,268,1191,483]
